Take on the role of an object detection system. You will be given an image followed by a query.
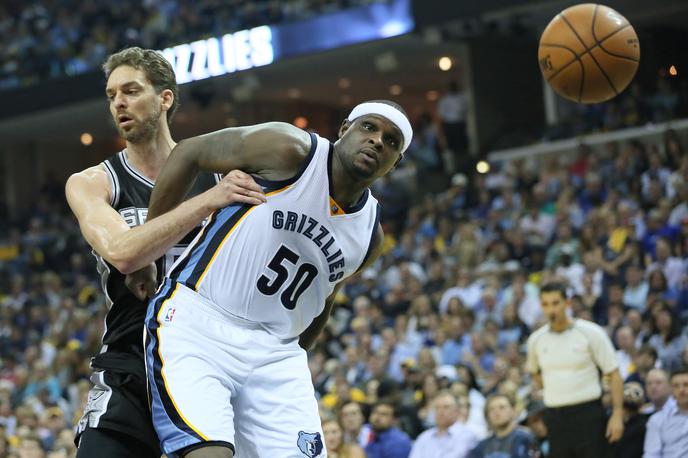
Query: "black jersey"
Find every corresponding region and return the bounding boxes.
[94,149,220,348]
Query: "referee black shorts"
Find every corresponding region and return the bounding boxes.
[544,399,610,458]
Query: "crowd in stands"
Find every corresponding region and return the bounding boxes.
[545,78,688,140]
[0,0,386,90]
[1,100,687,456]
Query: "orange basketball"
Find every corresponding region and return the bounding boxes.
[538,3,640,104]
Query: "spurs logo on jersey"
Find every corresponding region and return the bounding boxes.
[118,207,148,227]
[168,133,380,339]
[95,149,220,347]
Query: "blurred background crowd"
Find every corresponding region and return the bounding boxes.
[2,0,688,457]
[0,0,385,91]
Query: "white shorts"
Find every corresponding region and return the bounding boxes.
[144,280,326,457]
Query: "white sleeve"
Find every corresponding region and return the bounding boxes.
[588,324,619,374]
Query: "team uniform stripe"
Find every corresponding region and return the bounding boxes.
[168,210,219,279]
[102,160,120,207]
[145,281,207,443]
[171,204,250,288]
[173,184,292,291]
[188,185,292,290]
[119,150,155,188]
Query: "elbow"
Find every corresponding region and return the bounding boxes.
[107,251,138,274]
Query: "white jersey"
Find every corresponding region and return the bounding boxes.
[167,133,380,339]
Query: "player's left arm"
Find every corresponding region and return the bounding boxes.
[299,224,384,351]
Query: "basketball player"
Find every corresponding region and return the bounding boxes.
[65,47,266,458]
[142,101,412,457]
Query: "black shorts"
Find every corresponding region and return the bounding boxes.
[544,399,610,458]
[75,349,160,457]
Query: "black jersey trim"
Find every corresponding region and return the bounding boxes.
[252,132,318,192]
[119,150,155,188]
[102,160,121,207]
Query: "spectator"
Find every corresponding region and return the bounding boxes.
[437,81,468,159]
[623,264,649,311]
[641,369,674,414]
[647,304,688,370]
[469,394,535,458]
[615,326,638,381]
[522,400,549,457]
[647,238,684,291]
[612,382,649,458]
[643,367,688,457]
[626,345,659,387]
[364,400,412,458]
[409,390,477,458]
[339,401,373,448]
[322,418,366,458]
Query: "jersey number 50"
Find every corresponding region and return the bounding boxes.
[257,245,318,310]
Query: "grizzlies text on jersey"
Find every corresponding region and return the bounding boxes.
[166,133,380,339]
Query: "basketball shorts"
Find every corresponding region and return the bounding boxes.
[144,280,326,458]
[74,349,161,457]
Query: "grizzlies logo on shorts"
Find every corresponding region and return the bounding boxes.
[297,431,324,457]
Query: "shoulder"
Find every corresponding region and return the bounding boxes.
[413,427,435,442]
[646,408,669,428]
[392,426,412,442]
[65,164,111,200]
[243,121,312,158]
[574,319,609,340]
[527,325,549,344]
[513,427,535,440]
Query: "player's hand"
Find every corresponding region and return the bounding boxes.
[125,263,158,300]
[206,170,266,210]
[606,411,624,443]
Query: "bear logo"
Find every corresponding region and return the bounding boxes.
[297,431,324,457]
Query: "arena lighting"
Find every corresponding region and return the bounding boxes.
[338,78,351,89]
[161,26,274,85]
[426,90,439,101]
[293,116,308,129]
[439,56,452,71]
[80,133,93,146]
[476,160,490,174]
[669,65,678,76]
[389,85,403,96]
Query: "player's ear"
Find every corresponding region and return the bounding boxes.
[338,120,352,139]
[160,89,174,113]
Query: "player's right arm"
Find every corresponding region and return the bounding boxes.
[66,166,265,275]
[148,122,311,220]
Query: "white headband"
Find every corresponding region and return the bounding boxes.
[348,102,413,154]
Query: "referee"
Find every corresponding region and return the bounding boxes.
[526,282,624,457]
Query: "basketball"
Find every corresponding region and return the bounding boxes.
[538,3,640,104]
